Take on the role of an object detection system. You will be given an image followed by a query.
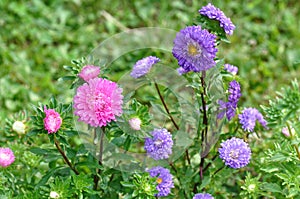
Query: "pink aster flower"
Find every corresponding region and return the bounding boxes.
[0,147,15,167]
[78,65,100,82]
[44,106,62,134]
[73,77,123,127]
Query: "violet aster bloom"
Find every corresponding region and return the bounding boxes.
[73,77,123,127]
[144,128,173,160]
[224,64,238,75]
[172,26,217,74]
[130,56,160,78]
[0,147,15,167]
[239,108,268,132]
[44,106,62,134]
[147,166,174,197]
[193,193,214,199]
[199,3,236,35]
[219,137,251,169]
[78,65,100,82]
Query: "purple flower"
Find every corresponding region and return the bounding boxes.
[172,26,217,74]
[147,166,174,197]
[0,147,15,167]
[199,3,236,35]
[193,193,214,199]
[239,108,268,132]
[219,137,251,169]
[144,128,173,160]
[130,56,160,78]
[224,64,238,75]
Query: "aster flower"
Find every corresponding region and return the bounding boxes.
[144,128,173,160]
[44,107,62,134]
[12,121,26,134]
[0,147,15,167]
[219,137,251,169]
[73,77,123,127]
[128,117,142,131]
[239,108,268,132]
[78,65,100,82]
[199,3,236,35]
[147,166,174,197]
[193,193,214,199]
[224,64,238,75]
[172,26,217,74]
[130,56,160,78]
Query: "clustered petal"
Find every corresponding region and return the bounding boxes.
[130,56,160,78]
[193,193,214,199]
[144,128,173,160]
[224,64,238,75]
[219,137,251,169]
[238,107,268,132]
[172,26,217,74]
[199,3,236,35]
[78,65,100,82]
[44,107,62,134]
[0,147,15,167]
[73,77,123,127]
[147,166,174,197]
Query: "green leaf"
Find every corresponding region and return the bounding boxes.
[261,183,282,193]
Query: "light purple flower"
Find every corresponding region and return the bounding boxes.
[0,147,15,167]
[224,64,238,75]
[239,108,268,132]
[199,3,236,35]
[144,128,173,160]
[78,65,100,82]
[130,56,160,78]
[172,26,217,74]
[44,107,62,134]
[193,193,214,199]
[219,137,251,169]
[147,166,174,197]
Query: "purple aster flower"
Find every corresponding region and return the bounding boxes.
[239,108,268,132]
[199,3,236,35]
[219,137,251,169]
[193,193,214,199]
[147,166,174,197]
[172,26,217,74]
[144,128,173,160]
[130,56,160,78]
[224,64,238,75]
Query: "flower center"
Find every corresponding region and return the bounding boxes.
[154,139,163,146]
[188,44,200,56]
[229,150,239,159]
[156,178,163,184]
[0,153,9,161]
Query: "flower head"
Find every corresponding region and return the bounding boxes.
[12,121,26,134]
[172,26,217,74]
[193,193,214,199]
[199,3,235,35]
[219,137,251,169]
[239,108,268,132]
[144,128,173,160]
[130,56,160,78]
[73,77,123,127]
[78,65,100,82]
[128,117,142,131]
[224,64,238,75]
[147,166,174,197]
[44,107,62,134]
[0,147,15,167]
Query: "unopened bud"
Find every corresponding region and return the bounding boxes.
[50,191,60,198]
[128,117,141,130]
[12,121,26,134]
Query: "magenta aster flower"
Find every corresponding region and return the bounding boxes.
[193,193,214,199]
[78,65,100,82]
[0,147,15,167]
[199,3,236,35]
[224,64,238,75]
[219,137,251,169]
[144,128,173,160]
[239,108,268,132]
[172,26,217,74]
[73,77,123,127]
[147,166,174,197]
[44,106,62,134]
[130,56,160,78]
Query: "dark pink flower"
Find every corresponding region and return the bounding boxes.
[44,107,62,134]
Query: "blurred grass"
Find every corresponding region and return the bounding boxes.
[0,0,300,125]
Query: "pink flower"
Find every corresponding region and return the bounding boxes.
[44,107,62,134]
[73,77,123,127]
[78,65,100,82]
[128,117,141,130]
[0,147,15,167]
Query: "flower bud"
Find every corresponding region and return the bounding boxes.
[12,121,26,134]
[128,117,142,130]
[50,191,60,198]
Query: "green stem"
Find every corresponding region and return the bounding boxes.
[287,123,300,160]
[93,127,105,190]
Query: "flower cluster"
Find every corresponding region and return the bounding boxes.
[130,56,160,78]
[224,64,238,75]
[199,3,236,35]
[44,107,62,134]
[193,193,214,199]
[239,107,268,132]
[0,147,15,167]
[147,166,174,197]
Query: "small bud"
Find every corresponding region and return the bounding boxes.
[50,191,60,198]
[12,121,26,134]
[128,117,141,130]
[248,184,256,191]
[282,127,295,137]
